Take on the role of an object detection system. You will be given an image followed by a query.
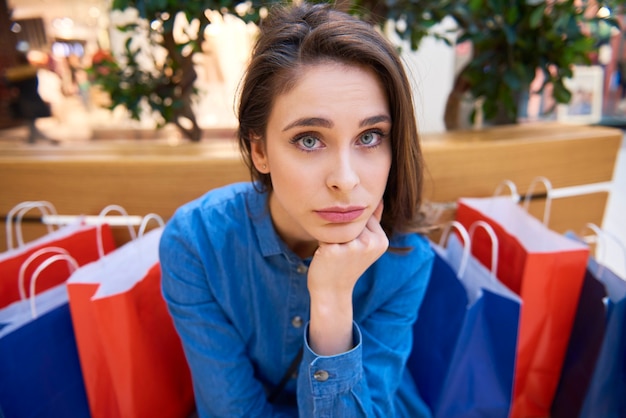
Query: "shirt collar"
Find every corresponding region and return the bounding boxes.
[247,186,284,257]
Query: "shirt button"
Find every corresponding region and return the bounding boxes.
[291,316,303,328]
[313,370,329,382]
[296,264,308,274]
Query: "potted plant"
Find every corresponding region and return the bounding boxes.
[92,0,624,140]
[351,0,624,128]
[89,0,269,142]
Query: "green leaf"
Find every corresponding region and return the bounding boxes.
[552,80,572,104]
[503,24,517,45]
[469,0,483,13]
[111,0,130,10]
[529,4,545,29]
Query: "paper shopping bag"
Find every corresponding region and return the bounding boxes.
[0,222,116,309]
[93,262,194,418]
[434,233,520,418]
[0,253,90,418]
[456,196,589,418]
[67,227,194,418]
[408,240,468,412]
[409,227,520,418]
[579,257,626,418]
[551,257,607,417]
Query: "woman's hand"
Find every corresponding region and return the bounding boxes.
[307,201,389,355]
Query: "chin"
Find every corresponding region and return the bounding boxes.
[313,223,365,244]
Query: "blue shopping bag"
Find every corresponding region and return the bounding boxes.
[579,256,626,418]
[550,267,607,418]
[0,253,91,418]
[409,223,520,418]
[408,236,468,412]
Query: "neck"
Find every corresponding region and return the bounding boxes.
[268,192,318,259]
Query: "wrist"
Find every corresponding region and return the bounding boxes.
[308,294,354,355]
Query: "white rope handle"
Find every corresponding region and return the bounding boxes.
[138,213,165,237]
[468,220,499,280]
[96,204,137,258]
[6,201,57,250]
[15,202,57,248]
[28,253,79,318]
[493,179,521,203]
[439,221,471,278]
[582,223,626,279]
[18,246,70,300]
[522,176,553,226]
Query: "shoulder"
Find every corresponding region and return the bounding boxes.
[388,232,434,265]
[162,182,259,246]
[366,232,433,282]
[353,233,434,317]
[170,182,256,225]
[372,232,434,286]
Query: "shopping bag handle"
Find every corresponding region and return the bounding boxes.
[493,179,521,203]
[96,204,138,257]
[581,223,626,279]
[468,220,499,279]
[138,213,165,237]
[439,221,471,278]
[6,201,57,250]
[18,246,71,300]
[19,247,78,318]
[521,176,553,227]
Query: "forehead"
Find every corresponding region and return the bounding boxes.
[286,61,384,93]
[269,62,389,120]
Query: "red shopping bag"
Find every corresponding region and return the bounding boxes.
[94,263,193,417]
[67,227,194,418]
[0,222,116,309]
[456,196,588,418]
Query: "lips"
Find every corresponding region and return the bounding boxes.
[315,207,365,223]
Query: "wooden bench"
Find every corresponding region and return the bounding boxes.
[0,122,622,251]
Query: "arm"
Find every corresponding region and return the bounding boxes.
[306,202,388,356]
[297,248,433,417]
[159,215,292,418]
[298,204,434,416]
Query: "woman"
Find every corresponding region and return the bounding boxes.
[159,3,434,416]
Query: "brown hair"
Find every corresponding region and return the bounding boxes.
[237,2,426,235]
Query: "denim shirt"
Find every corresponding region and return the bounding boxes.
[159,182,434,417]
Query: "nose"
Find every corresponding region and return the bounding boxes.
[326,149,359,192]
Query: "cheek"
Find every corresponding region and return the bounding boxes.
[363,152,392,191]
[269,157,317,200]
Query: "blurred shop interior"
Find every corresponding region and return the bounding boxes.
[0,0,253,143]
[4,0,626,142]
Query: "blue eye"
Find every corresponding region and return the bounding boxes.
[291,134,323,152]
[361,132,376,145]
[359,130,385,147]
[300,136,318,149]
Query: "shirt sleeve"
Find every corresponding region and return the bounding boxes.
[159,213,293,418]
[296,247,434,417]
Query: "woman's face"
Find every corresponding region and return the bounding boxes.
[251,62,392,253]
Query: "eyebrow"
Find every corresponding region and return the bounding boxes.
[282,117,332,132]
[282,114,391,132]
[360,115,391,127]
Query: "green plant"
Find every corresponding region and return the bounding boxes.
[91,0,624,139]
[89,0,270,141]
[447,0,623,127]
[351,0,624,127]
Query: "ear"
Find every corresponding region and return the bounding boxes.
[250,137,270,174]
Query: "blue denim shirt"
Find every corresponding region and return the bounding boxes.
[159,182,434,417]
